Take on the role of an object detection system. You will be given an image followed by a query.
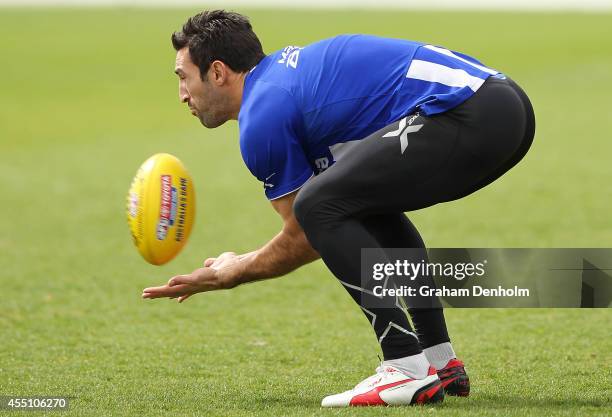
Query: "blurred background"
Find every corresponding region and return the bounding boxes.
[0,1,610,416]
[2,0,612,9]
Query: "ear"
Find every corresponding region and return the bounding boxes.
[209,60,227,85]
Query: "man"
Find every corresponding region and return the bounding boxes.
[142,10,535,407]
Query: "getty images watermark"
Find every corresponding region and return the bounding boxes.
[371,258,529,298]
[360,248,612,308]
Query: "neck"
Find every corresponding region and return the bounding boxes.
[228,72,247,120]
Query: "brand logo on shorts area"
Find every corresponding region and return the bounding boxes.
[315,157,329,172]
[382,113,424,154]
[157,175,177,240]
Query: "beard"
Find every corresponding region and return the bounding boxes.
[194,107,227,129]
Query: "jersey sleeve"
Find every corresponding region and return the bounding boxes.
[239,85,313,200]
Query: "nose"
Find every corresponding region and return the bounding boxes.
[179,81,189,103]
[180,91,190,104]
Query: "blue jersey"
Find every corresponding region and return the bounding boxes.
[238,34,499,200]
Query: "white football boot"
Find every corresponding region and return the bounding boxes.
[321,365,444,407]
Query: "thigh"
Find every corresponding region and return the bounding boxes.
[296,111,462,216]
[297,79,533,217]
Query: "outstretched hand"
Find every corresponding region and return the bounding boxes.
[141,252,242,303]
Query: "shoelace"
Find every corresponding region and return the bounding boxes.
[354,363,390,390]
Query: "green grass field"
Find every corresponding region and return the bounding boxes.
[1,7,611,417]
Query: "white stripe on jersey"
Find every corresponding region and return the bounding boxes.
[406,60,486,92]
[423,45,498,75]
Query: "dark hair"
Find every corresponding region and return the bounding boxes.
[172,10,265,80]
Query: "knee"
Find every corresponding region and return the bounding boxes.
[294,186,340,253]
[293,182,319,231]
[293,179,340,234]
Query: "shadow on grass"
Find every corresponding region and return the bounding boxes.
[233,392,609,412]
[448,392,610,410]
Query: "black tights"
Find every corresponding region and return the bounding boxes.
[294,76,535,359]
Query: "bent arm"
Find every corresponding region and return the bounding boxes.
[142,191,320,301]
[218,191,320,287]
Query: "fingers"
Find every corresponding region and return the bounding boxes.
[142,283,192,299]
[178,294,192,303]
[203,258,216,267]
[143,266,220,301]
[167,274,195,287]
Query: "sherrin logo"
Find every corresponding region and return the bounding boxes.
[157,175,177,241]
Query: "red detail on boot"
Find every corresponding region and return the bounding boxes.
[440,376,458,388]
[415,382,443,405]
[349,379,414,406]
[442,359,464,369]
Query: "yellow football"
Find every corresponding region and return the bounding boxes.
[126,153,196,265]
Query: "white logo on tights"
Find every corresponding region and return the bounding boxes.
[382,116,424,154]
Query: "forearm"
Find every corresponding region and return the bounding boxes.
[221,228,320,287]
